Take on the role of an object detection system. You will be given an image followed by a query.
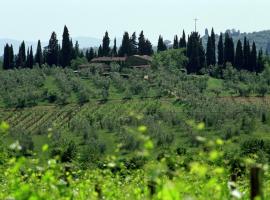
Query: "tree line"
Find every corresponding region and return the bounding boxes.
[3,26,84,70]
[156,28,264,74]
[3,27,154,70]
[3,26,265,74]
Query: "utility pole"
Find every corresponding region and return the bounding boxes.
[194,18,198,32]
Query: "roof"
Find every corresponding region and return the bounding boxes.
[91,57,127,62]
[131,55,153,62]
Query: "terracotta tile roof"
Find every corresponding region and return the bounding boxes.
[132,55,153,62]
[91,57,127,62]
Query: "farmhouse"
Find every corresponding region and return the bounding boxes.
[91,55,152,68]
[77,55,152,75]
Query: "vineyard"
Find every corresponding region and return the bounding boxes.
[0,104,82,134]
[1,49,270,199]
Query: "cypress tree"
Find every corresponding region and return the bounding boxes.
[234,40,244,70]
[35,40,43,66]
[46,32,59,66]
[138,31,146,55]
[3,44,10,70]
[224,33,234,65]
[157,35,167,52]
[61,25,72,67]
[29,46,34,68]
[210,28,216,65]
[98,45,103,57]
[26,48,30,68]
[79,51,84,58]
[186,32,205,73]
[130,32,138,55]
[87,48,95,61]
[70,40,75,59]
[250,42,257,72]
[16,41,26,68]
[144,39,154,56]
[102,31,110,56]
[243,37,251,71]
[57,44,61,64]
[173,35,179,49]
[217,33,224,65]
[112,38,118,56]
[179,30,187,48]
[86,49,89,60]
[206,36,214,66]
[7,45,14,69]
[257,49,264,73]
[74,41,80,58]
[118,32,131,56]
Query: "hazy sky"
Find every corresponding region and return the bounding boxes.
[1,0,270,42]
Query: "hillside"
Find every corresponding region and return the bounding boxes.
[1,49,270,199]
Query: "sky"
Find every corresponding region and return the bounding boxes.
[1,0,270,43]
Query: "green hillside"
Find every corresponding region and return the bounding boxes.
[1,49,270,199]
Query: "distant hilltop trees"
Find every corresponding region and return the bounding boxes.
[2,26,266,74]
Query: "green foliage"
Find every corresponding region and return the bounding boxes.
[70,57,88,70]
[152,49,188,71]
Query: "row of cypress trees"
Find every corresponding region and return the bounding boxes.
[3,26,265,73]
[3,28,155,69]
[97,31,154,57]
[3,26,83,70]
[212,30,263,73]
[157,29,264,74]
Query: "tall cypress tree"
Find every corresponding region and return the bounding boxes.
[86,47,95,61]
[98,45,103,57]
[85,49,89,60]
[224,33,234,65]
[46,32,59,66]
[102,31,110,56]
[257,49,264,73]
[138,31,146,55]
[112,38,118,57]
[173,35,179,49]
[234,40,244,70]
[243,37,251,71]
[61,25,72,67]
[250,42,257,72]
[210,28,216,65]
[186,32,205,73]
[29,46,34,68]
[74,41,80,58]
[26,48,30,68]
[3,44,10,70]
[16,41,26,68]
[118,32,132,56]
[35,40,43,66]
[179,30,187,48]
[206,36,214,66]
[130,32,138,55]
[157,35,167,52]
[144,39,154,56]
[217,33,224,65]
[9,45,14,69]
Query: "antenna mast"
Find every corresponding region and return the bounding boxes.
[194,18,198,32]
